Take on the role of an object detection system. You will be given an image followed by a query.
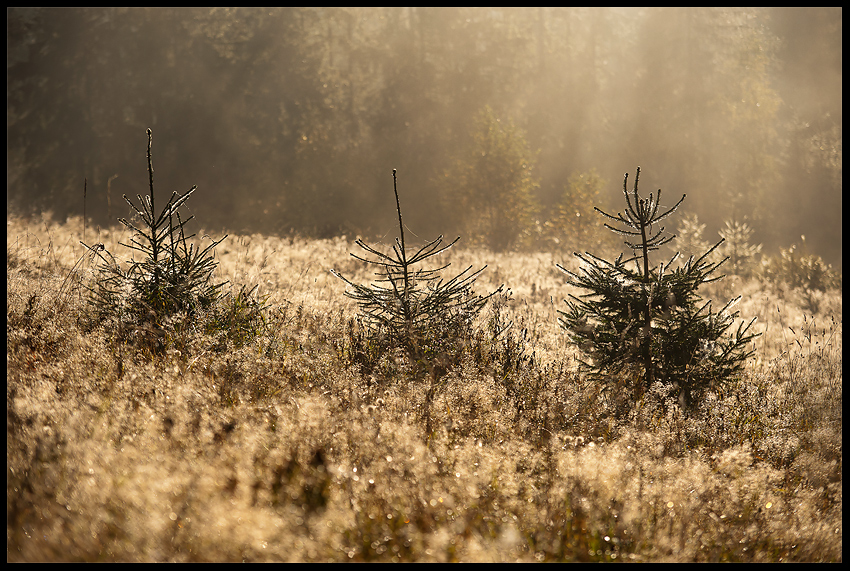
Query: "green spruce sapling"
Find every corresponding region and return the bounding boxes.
[558,167,759,410]
[83,129,231,348]
[332,169,502,377]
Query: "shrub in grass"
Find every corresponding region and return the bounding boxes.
[716,219,762,278]
[759,239,841,293]
[676,214,762,278]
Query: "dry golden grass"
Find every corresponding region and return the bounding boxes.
[7,214,842,562]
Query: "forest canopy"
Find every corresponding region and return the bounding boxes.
[6,7,842,264]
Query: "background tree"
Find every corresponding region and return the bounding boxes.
[768,8,842,258]
[442,106,540,252]
[547,169,615,253]
[6,8,841,264]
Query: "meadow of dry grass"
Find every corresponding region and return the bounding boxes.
[7,214,842,562]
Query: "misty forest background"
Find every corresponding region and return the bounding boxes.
[6,7,842,265]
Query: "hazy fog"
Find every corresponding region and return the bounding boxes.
[7,8,842,264]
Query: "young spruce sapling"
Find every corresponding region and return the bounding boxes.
[332,169,502,377]
[557,167,759,410]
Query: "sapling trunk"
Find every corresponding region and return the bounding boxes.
[392,169,413,332]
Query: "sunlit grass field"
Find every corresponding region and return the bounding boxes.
[7,214,841,562]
